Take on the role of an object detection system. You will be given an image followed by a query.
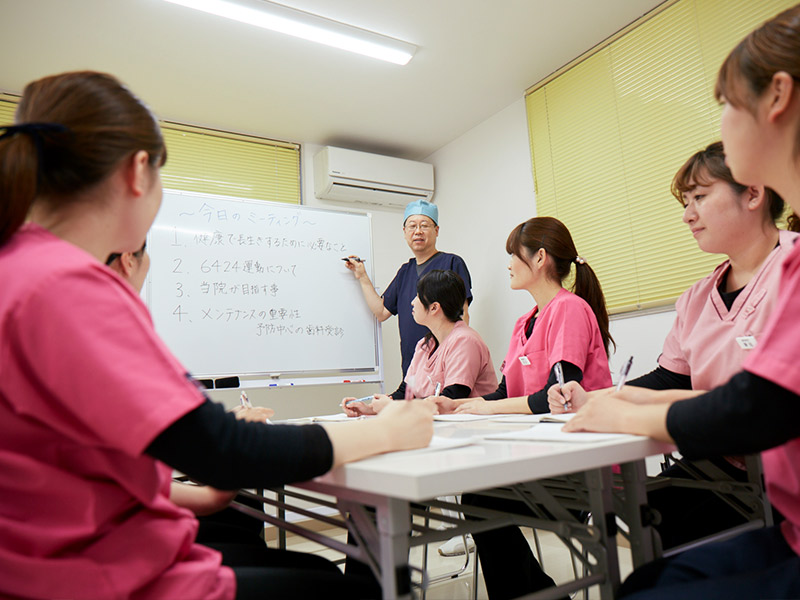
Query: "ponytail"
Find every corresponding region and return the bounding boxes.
[573,258,614,356]
[507,217,615,355]
[0,128,40,246]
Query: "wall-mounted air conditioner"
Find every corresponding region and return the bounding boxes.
[314,146,434,208]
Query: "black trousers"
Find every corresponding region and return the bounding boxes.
[618,525,800,599]
[198,498,378,599]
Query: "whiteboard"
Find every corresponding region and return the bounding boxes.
[146,190,379,378]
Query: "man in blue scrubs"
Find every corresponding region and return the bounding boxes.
[345,200,472,375]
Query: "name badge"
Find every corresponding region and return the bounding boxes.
[735,335,757,350]
[518,356,531,366]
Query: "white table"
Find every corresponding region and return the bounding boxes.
[278,420,675,600]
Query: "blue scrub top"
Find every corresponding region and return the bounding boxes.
[383,252,472,375]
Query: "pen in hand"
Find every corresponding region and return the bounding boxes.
[615,356,634,392]
[341,256,366,263]
[554,361,570,411]
[344,395,375,406]
[239,391,271,424]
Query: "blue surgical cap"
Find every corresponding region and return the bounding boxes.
[403,199,438,225]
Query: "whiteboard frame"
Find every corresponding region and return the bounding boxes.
[144,189,383,385]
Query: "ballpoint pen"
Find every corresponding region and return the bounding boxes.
[554,361,570,410]
[240,390,252,409]
[344,395,375,406]
[434,382,441,397]
[615,356,634,392]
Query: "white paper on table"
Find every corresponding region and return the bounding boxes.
[433,413,496,422]
[307,413,362,422]
[377,435,477,458]
[491,414,544,423]
[482,422,635,443]
[490,413,576,424]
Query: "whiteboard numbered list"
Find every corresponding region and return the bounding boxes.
[147,190,378,378]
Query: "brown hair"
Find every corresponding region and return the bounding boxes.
[671,141,799,231]
[506,216,614,355]
[0,71,165,246]
[715,5,800,155]
[416,269,466,350]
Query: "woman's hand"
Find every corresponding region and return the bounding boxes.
[341,396,377,417]
[370,394,392,413]
[562,391,630,433]
[230,405,275,423]
[323,398,438,466]
[170,482,238,516]
[454,397,495,414]
[377,400,436,451]
[562,390,675,443]
[547,381,589,414]
[429,395,467,414]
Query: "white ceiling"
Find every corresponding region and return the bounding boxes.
[0,0,665,160]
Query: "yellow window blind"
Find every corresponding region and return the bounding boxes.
[526,0,795,313]
[0,96,18,124]
[160,123,300,204]
[0,95,299,205]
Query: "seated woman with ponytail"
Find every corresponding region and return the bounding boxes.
[438,216,613,418]
[435,217,613,600]
[342,269,497,416]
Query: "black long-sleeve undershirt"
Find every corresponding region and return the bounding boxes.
[667,370,800,460]
[482,376,508,401]
[627,365,693,391]
[482,362,583,414]
[389,381,471,399]
[146,400,334,490]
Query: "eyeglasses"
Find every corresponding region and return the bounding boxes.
[404,222,433,232]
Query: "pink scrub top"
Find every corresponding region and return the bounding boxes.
[501,288,611,398]
[743,237,800,556]
[404,321,498,398]
[660,230,798,391]
[0,225,234,600]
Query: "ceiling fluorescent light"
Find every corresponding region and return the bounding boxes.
[164,0,417,65]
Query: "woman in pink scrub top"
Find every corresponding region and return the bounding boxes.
[342,269,497,416]
[0,71,435,600]
[558,6,800,598]
[450,217,614,600]
[551,142,799,550]
[443,216,612,419]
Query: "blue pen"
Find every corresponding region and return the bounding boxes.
[345,395,375,406]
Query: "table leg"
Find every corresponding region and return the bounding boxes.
[375,496,412,600]
[619,460,658,568]
[586,466,619,600]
